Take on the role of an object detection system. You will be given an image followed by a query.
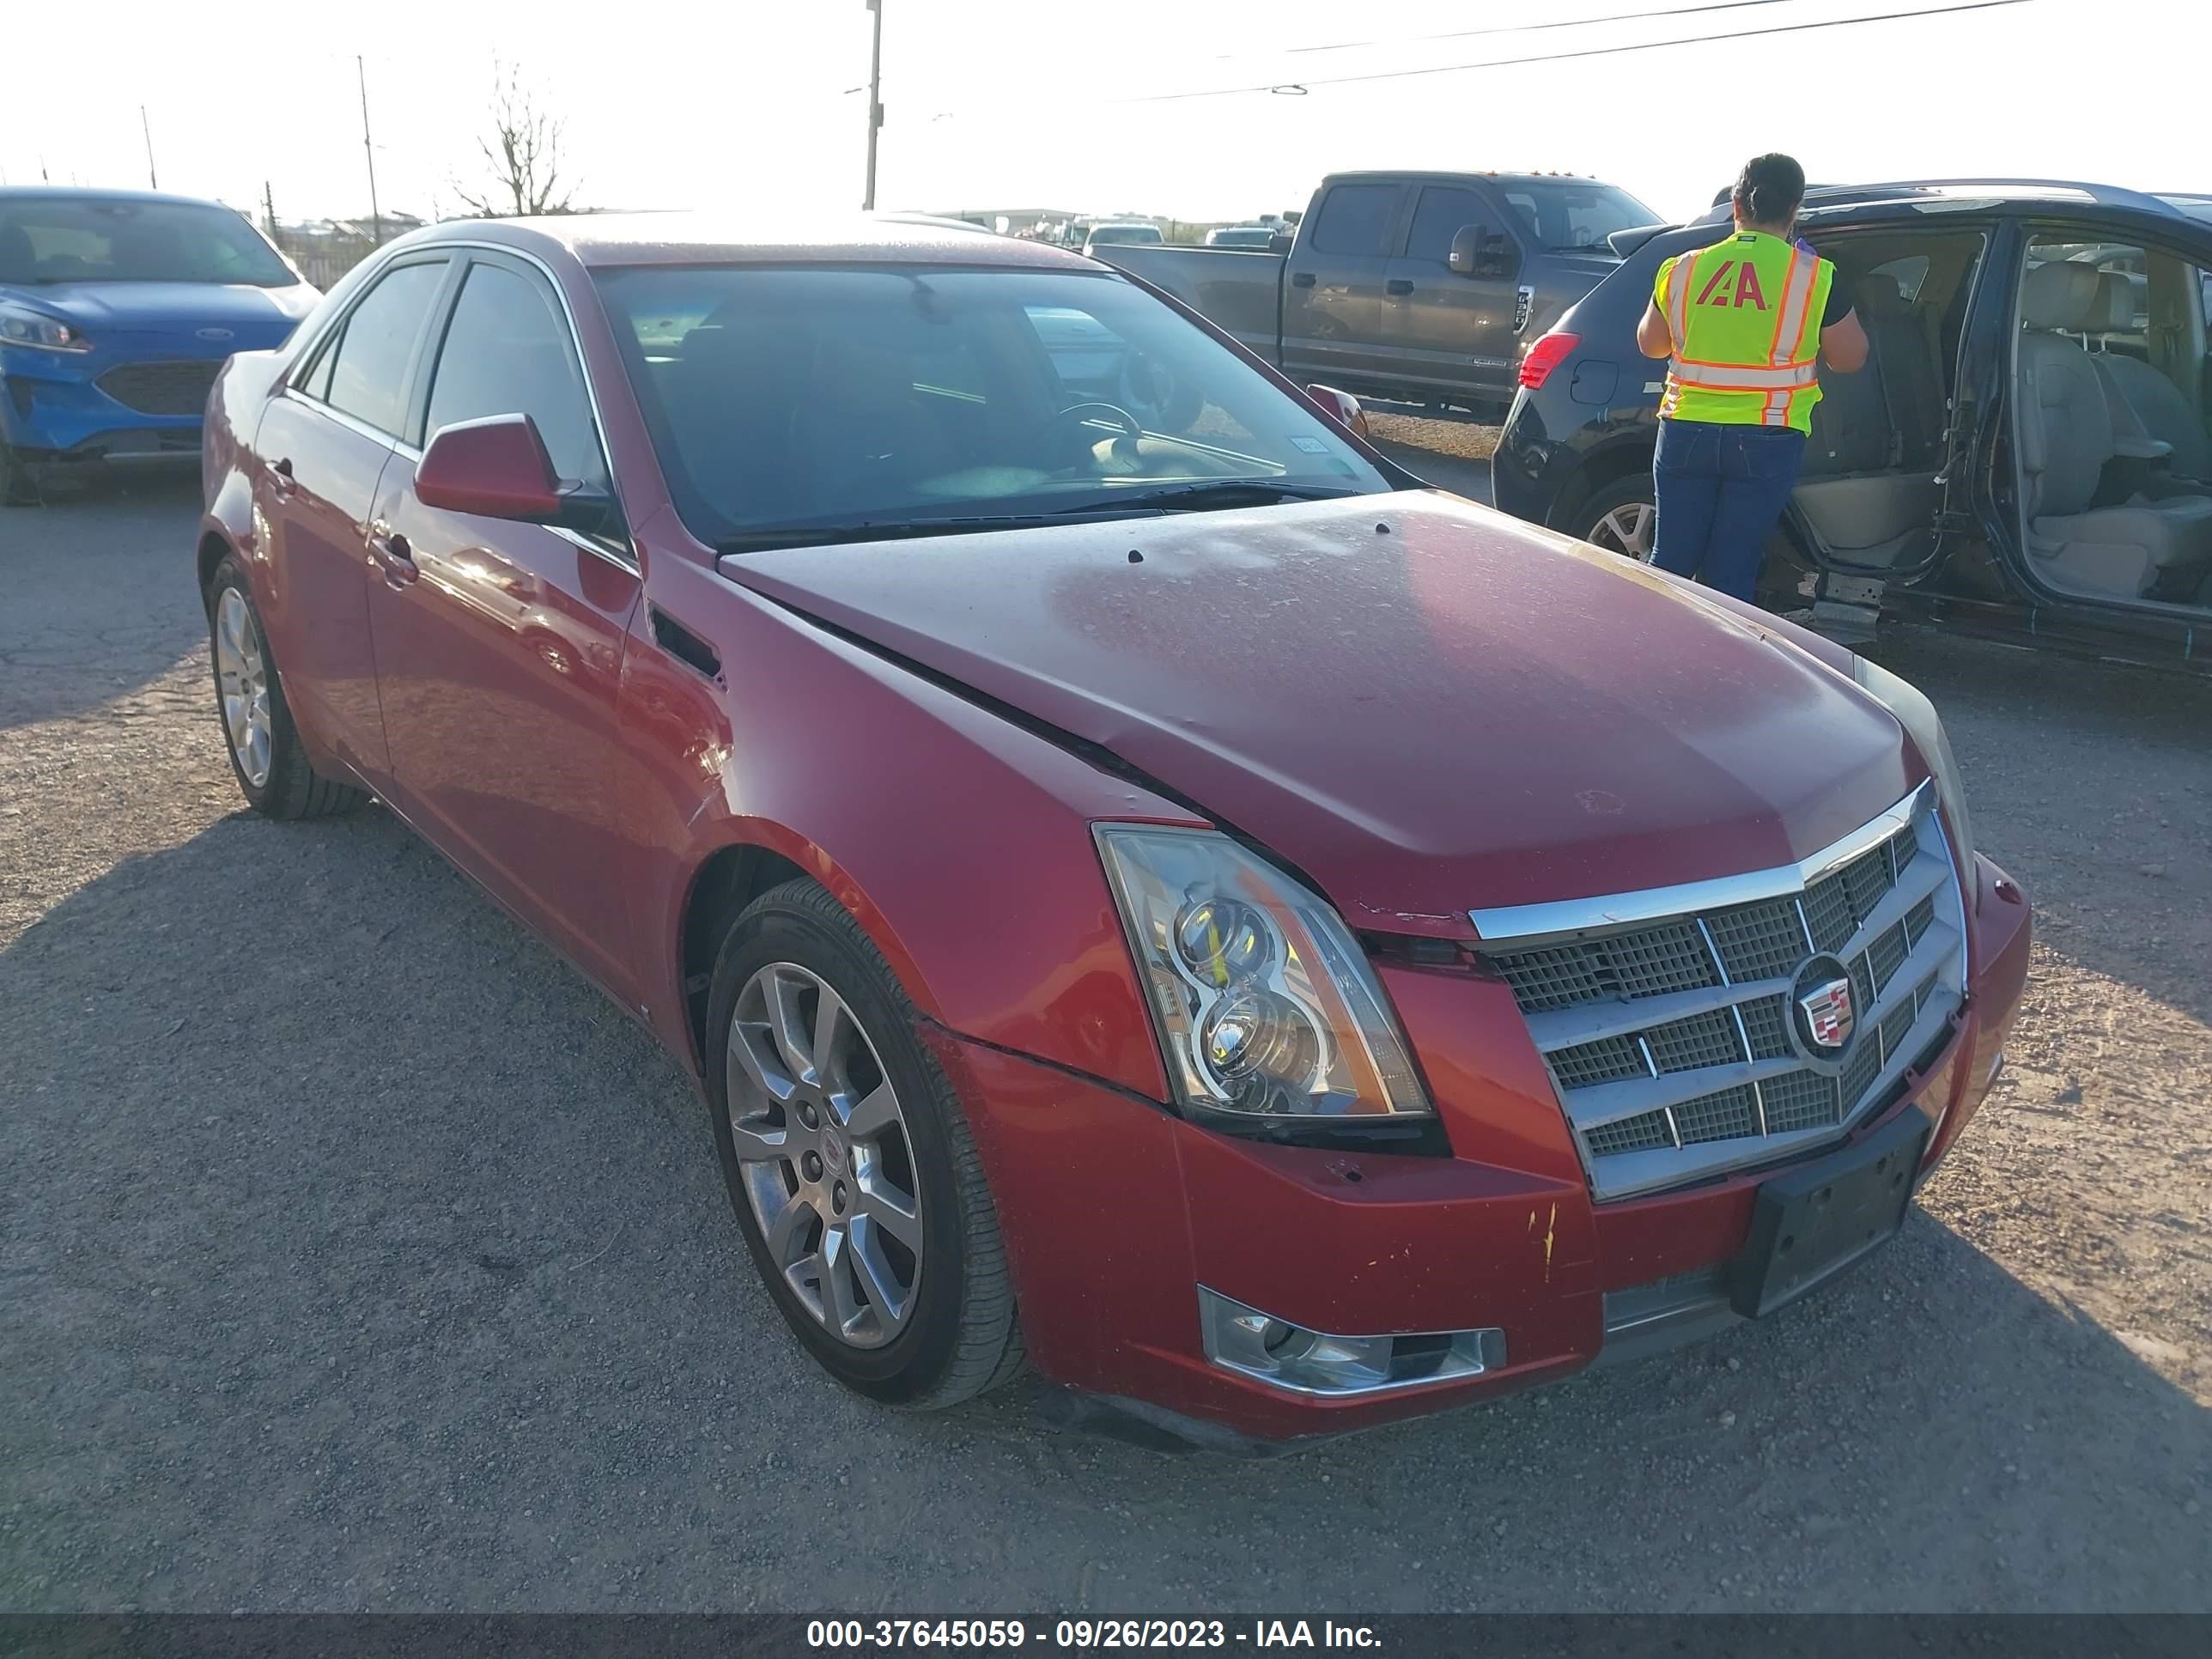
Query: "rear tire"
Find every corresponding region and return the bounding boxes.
[705,877,1024,1408]
[205,556,368,820]
[1573,474,1658,563]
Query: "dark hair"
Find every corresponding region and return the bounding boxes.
[1732,153,1807,228]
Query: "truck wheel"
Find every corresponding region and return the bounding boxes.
[205,556,369,820]
[1574,476,1658,563]
[706,877,1024,1409]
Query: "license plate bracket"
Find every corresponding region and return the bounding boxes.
[1729,1107,1929,1318]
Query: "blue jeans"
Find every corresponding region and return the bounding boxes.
[1650,419,1807,602]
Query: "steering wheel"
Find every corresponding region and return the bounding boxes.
[1042,402,1144,469]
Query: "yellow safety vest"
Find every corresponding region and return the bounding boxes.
[1655,230,1834,433]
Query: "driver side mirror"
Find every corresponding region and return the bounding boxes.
[415,412,617,535]
[1305,384,1370,440]
[1449,223,1521,283]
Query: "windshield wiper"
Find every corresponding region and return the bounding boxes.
[1042,479,1363,514]
[714,483,1364,553]
[716,514,1113,554]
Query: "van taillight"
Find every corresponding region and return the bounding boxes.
[1518,331,1580,390]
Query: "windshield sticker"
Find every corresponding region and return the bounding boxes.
[1289,435,1330,454]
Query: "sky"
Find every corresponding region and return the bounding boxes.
[0,0,2198,231]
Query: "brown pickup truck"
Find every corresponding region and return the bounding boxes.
[1097,170,1661,414]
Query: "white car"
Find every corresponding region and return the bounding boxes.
[1081,222,1164,257]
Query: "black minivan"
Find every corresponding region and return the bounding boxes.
[1492,179,2212,673]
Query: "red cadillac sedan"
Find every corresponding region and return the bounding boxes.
[196,214,2030,1447]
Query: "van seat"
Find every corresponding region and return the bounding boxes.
[1792,276,1942,567]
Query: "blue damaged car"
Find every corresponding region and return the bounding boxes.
[0,187,320,503]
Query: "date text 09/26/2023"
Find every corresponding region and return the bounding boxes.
[806,1620,1382,1649]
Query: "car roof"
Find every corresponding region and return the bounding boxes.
[1694,178,2197,225]
[0,185,238,210]
[404,210,1099,272]
[1322,170,1613,189]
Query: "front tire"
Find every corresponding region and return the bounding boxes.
[205,556,368,820]
[706,877,1023,1407]
[1574,475,1658,563]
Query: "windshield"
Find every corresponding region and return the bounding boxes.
[1496,180,1659,254]
[594,264,1389,547]
[1089,226,1161,246]
[0,198,295,287]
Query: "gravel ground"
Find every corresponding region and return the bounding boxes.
[1367,409,1498,504]
[2,465,2207,1614]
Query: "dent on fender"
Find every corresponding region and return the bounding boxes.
[617,564,1178,1103]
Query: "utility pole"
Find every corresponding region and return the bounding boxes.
[357,56,384,246]
[263,180,278,238]
[140,106,157,190]
[862,0,884,210]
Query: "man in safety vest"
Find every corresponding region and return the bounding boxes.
[1636,153,1868,600]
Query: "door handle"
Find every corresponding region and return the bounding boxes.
[1386,279,1415,296]
[1290,271,1317,289]
[269,457,295,497]
[367,521,418,587]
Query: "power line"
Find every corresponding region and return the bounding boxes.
[1208,0,1809,61]
[1133,0,2033,101]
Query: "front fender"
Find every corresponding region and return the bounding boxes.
[618,545,1184,1103]
[197,351,284,595]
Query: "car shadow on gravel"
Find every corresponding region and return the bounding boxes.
[3,805,2206,1611]
[0,470,208,732]
[1863,627,2212,1029]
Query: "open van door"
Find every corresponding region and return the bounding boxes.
[1777,225,2004,643]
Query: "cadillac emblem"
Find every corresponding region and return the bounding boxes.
[1790,953,1857,1060]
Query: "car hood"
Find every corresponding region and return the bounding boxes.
[2,280,317,346]
[723,491,1916,934]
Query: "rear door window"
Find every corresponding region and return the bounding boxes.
[319,260,449,439]
[1306,185,1398,257]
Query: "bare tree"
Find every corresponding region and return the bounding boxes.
[454,64,579,217]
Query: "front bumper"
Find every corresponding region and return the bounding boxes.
[933,851,2030,1447]
[0,344,218,461]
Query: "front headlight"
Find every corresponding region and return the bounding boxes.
[0,304,89,353]
[1851,655,1974,870]
[1095,825,1430,1122]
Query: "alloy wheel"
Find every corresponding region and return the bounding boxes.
[726,961,925,1348]
[214,587,273,788]
[1589,501,1656,562]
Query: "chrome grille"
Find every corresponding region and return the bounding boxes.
[1471,784,1967,1201]
[1705,897,1808,981]
[1489,918,1717,1011]
[1674,1085,1759,1146]
[1548,1034,1644,1090]
[1586,1113,1672,1157]
[1739,995,1793,1060]
[1645,1009,1742,1073]
[1760,1067,1842,1134]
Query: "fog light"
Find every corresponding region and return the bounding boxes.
[1197,1288,1505,1398]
